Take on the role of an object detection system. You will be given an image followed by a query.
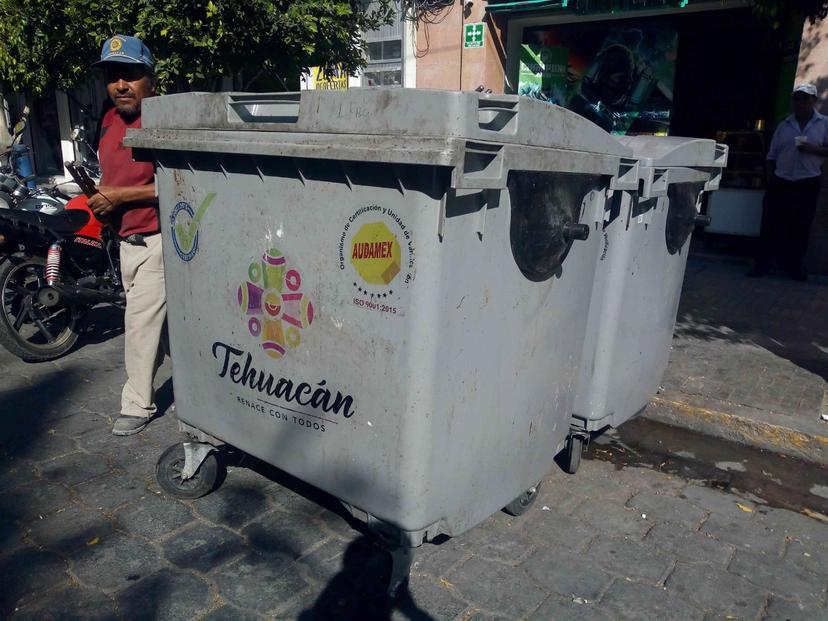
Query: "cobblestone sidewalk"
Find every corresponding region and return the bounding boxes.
[1,307,827,620]
[650,255,828,463]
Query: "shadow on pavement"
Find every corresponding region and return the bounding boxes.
[674,256,828,380]
[231,457,436,620]
[154,376,175,417]
[112,570,168,620]
[243,454,361,525]
[0,368,78,459]
[298,536,436,621]
[0,370,84,615]
[74,305,124,350]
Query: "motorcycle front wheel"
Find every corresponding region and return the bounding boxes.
[0,255,82,361]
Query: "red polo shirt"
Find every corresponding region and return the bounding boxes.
[98,107,157,237]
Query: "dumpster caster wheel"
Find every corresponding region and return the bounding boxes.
[564,434,585,475]
[156,443,221,499]
[503,481,541,516]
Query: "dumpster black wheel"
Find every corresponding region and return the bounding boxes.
[503,481,541,516]
[564,434,585,475]
[156,444,221,499]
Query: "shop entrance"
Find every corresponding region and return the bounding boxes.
[512,5,797,242]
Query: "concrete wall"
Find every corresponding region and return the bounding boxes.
[797,18,828,274]
[414,1,507,92]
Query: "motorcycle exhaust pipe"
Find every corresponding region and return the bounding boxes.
[37,284,125,308]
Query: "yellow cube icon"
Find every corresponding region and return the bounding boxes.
[350,221,401,285]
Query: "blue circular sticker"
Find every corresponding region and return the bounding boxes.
[170,201,199,262]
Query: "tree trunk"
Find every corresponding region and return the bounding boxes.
[0,93,15,149]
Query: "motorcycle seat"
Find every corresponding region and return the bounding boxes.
[0,208,90,234]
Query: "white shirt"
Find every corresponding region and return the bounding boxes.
[767,111,828,181]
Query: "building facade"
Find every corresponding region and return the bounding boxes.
[411,0,828,273]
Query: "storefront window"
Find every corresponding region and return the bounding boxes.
[518,21,678,135]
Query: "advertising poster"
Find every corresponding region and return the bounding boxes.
[302,66,350,90]
[519,23,678,135]
[518,45,569,107]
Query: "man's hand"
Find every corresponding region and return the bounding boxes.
[797,142,828,156]
[87,186,125,218]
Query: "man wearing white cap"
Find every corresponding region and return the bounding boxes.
[751,83,828,280]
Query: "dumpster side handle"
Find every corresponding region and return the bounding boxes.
[228,94,301,124]
[609,158,640,192]
[477,97,519,135]
[451,141,507,190]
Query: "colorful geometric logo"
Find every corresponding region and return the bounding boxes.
[237,248,314,359]
[350,221,401,286]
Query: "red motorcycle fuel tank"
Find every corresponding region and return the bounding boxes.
[65,195,104,242]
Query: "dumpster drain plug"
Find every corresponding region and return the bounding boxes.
[563,223,590,242]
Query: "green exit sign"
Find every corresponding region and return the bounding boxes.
[464,22,484,49]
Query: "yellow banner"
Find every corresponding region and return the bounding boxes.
[310,66,349,90]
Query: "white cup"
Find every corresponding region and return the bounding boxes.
[795,135,808,146]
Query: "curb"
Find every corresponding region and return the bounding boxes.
[642,394,828,466]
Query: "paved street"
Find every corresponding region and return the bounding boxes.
[1,290,827,620]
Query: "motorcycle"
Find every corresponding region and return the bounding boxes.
[0,114,72,216]
[0,165,124,361]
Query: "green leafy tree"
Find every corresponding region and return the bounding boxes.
[0,0,394,99]
[134,0,395,91]
[0,0,113,99]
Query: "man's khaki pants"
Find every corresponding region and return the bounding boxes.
[120,233,166,418]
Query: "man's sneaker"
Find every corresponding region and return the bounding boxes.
[112,415,149,436]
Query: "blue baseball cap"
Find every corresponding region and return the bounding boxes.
[93,35,154,69]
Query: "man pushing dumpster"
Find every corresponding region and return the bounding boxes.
[88,35,166,436]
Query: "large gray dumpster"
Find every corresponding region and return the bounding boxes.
[565,136,728,472]
[125,88,637,589]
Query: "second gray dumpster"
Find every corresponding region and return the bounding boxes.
[565,136,728,472]
[126,89,638,576]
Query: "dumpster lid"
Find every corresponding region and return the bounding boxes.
[617,136,728,169]
[137,89,633,157]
